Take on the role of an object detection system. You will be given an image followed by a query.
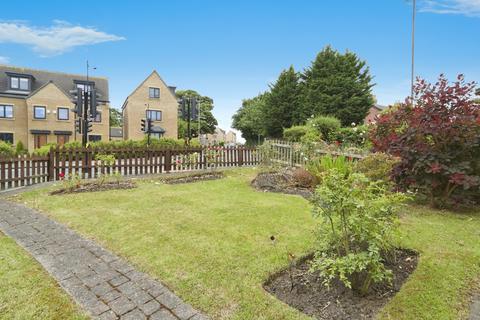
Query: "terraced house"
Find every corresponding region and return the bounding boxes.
[0,65,110,152]
[122,70,178,140]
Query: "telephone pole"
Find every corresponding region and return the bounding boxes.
[411,0,416,106]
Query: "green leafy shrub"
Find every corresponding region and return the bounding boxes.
[307,116,341,142]
[354,153,399,185]
[15,141,27,156]
[306,155,353,182]
[0,141,15,157]
[334,124,369,147]
[283,126,309,142]
[33,143,57,156]
[310,170,408,295]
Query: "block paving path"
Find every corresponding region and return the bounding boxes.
[0,200,208,320]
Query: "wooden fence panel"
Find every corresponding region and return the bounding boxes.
[0,146,259,191]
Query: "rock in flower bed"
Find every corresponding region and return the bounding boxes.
[50,180,136,195]
[160,170,224,184]
[264,248,418,320]
[251,167,315,199]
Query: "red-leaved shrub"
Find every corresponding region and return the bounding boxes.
[370,74,480,207]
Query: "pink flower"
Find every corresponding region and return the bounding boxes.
[59,172,65,180]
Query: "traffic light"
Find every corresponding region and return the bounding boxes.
[73,88,83,115]
[141,119,146,132]
[147,119,153,133]
[190,98,198,120]
[178,98,186,120]
[89,89,98,118]
[86,119,93,133]
[75,119,82,134]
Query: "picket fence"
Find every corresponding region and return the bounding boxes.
[0,146,260,191]
[265,139,366,167]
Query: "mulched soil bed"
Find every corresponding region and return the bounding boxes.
[264,248,418,320]
[251,169,313,199]
[161,171,224,184]
[50,180,136,195]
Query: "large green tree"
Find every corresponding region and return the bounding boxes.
[176,90,218,139]
[232,93,269,144]
[263,66,302,137]
[302,46,375,126]
[109,108,123,127]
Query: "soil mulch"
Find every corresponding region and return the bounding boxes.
[264,249,418,320]
[161,171,224,184]
[251,169,313,199]
[50,180,136,195]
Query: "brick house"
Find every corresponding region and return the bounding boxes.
[0,65,110,152]
[122,71,178,141]
[364,104,387,124]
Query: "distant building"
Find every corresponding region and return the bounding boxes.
[225,131,237,145]
[203,127,238,145]
[0,64,110,152]
[122,71,178,141]
[109,127,123,141]
[364,104,387,124]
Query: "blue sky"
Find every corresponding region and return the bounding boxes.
[0,1,479,134]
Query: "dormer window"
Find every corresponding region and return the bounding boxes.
[9,75,31,91]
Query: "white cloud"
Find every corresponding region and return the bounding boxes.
[420,0,480,17]
[0,21,125,57]
[0,56,9,64]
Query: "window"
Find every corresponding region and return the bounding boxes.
[57,107,69,120]
[151,132,163,139]
[149,87,160,99]
[0,105,13,118]
[10,76,30,91]
[33,134,48,149]
[88,135,101,142]
[93,112,102,123]
[0,133,13,144]
[33,106,46,119]
[146,110,162,121]
[56,135,69,146]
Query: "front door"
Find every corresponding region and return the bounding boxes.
[33,134,48,149]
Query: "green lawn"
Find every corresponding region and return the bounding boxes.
[16,168,480,320]
[0,232,87,320]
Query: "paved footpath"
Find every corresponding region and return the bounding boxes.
[471,293,480,320]
[0,200,208,320]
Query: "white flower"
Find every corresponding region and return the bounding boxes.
[353,127,358,132]
[351,122,356,127]
[311,115,314,118]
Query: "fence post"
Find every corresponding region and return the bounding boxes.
[48,146,55,181]
[238,147,244,166]
[165,149,172,173]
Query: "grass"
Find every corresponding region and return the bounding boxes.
[0,232,87,320]
[16,168,480,320]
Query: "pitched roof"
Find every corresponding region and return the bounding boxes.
[122,70,176,109]
[0,64,109,102]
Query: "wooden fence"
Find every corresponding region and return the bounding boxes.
[265,139,366,167]
[0,146,260,191]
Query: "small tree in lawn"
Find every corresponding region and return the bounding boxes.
[310,170,407,296]
[370,75,480,207]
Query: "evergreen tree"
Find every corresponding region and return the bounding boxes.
[263,66,301,137]
[302,46,375,126]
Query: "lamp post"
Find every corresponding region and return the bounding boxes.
[411,0,416,106]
